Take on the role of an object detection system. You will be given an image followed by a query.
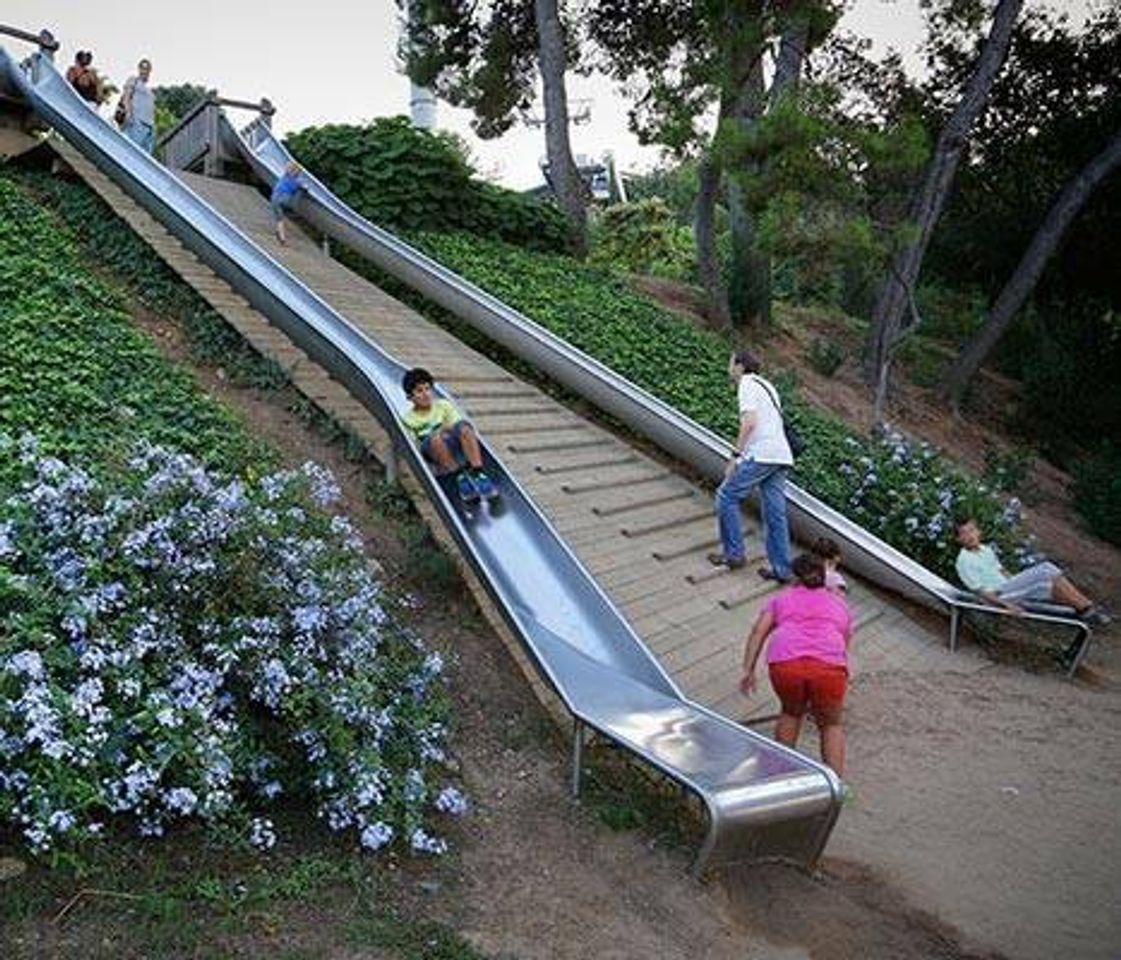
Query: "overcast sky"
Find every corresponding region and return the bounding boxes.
[1,0,1101,188]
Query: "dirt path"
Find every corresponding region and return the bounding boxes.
[131,305,1121,959]
[831,666,1121,959]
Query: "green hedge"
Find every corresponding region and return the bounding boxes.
[284,117,569,254]
[1073,445,1121,547]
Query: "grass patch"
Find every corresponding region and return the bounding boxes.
[582,747,698,852]
[1,821,484,959]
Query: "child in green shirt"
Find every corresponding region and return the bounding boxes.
[954,516,1109,624]
[401,367,497,503]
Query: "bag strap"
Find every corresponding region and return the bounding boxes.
[748,374,783,415]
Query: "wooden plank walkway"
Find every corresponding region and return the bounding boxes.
[54,145,978,731]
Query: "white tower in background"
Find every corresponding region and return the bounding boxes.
[405,1,437,130]
[410,82,437,130]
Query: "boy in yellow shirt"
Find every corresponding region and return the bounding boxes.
[401,368,497,503]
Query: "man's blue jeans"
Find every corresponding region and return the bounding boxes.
[715,458,792,576]
[124,119,154,154]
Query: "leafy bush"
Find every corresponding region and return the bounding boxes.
[1013,310,1121,463]
[153,83,209,123]
[1073,445,1121,546]
[623,159,702,223]
[0,437,464,858]
[806,338,844,377]
[983,444,1034,496]
[284,117,569,253]
[589,199,695,280]
[897,337,948,389]
[404,230,1034,579]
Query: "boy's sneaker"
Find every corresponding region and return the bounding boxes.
[473,470,498,501]
[455,472,480,503]
[1079,605,1112,626]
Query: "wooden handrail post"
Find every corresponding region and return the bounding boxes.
[0,24,59,53]
[203,97,221,178]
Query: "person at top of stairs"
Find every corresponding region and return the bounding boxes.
[119,58,155,153]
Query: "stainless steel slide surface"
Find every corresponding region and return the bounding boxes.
[227,120,1092,675]
[2,44,842,872]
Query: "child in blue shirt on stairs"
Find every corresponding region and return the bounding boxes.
[270,161,304,245]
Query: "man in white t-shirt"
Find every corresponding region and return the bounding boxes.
[121,58,156,154]
[707,350,793,580]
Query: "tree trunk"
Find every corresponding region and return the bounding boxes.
[769,12,810,108]
[725,20,770,332]
[534,0,588,257]
[695,152,731,326]
[724,7,811,332]
[862,0,1024,402]
[942,125,1121,408]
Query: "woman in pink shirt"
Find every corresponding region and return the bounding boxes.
[740,553,853,775]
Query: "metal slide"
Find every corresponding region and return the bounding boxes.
[1,39,843,873]
[223,116,1093,677]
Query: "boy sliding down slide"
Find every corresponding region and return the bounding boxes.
[401,368,497,504]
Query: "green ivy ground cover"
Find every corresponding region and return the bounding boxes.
[17,170,285,389]
[405,230,1034,580]
[0,172,271,485]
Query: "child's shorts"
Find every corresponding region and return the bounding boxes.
[420,420,469,467]
[768,657,847,726]
[269,195,292,222]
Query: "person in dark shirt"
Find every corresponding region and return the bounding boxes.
[65,51,102,105]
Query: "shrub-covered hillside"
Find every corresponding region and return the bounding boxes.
[0,172,465,860]
[285,117,569,254]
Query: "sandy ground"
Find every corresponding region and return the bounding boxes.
[121,297,1121,959]
[833,665,1121,960]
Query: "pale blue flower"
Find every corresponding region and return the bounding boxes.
[435,787,468,816]
[249,817,277,850]
[360,821,394,851]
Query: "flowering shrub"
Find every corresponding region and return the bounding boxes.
[0,435,465,858]
[832,425,1037,575]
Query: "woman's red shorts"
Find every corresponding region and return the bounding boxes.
[768,657,848,726]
